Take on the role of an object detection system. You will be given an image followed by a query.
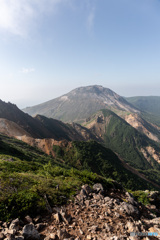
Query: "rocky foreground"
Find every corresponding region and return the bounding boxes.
[0,184,160,240]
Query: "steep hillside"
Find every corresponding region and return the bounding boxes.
[0,118,32,138]
[0,100,98,142]
[123,113,160,142]
[34,115,98,142]
[0,100,53,138]
[99,108,160,143]
[126,96,160,127]
[23,85,139,122]
[52,140,160,190]
[141,111,160,128]
[84,109,160,186]
[0,133,159,221]
[0,134,114,221]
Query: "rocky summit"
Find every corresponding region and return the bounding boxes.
[1,184,160,240]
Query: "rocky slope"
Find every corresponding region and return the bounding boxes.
[1,183,160,240]
[0,100,52,138]
[84,109,160,168]
[16,126,100,157]
[0,117,99,157]
[34,115,98,142]
[124,113,160,142]
[125,96,160,128]
[0,118,32,138]
[23,85,139,123]
[0,100,98,142]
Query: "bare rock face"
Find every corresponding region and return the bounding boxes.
[0,118,32,138]
[53,213,62,224]
[57,229,71,239]
[0,233,5,240]
[24,216,32,224]
[22,224,40,240]
[124,113,160,143]
[82,184,92,195]
[92,183,104,194]
[9,218,20,231]
[125,192,138,207]
[119,202,139,216]
[35,223,47,231]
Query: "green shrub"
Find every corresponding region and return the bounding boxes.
[129,190,150,205]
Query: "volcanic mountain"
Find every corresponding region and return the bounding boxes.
[22,85,160,142]
[23,85,139,123]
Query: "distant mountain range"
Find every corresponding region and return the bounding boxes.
[126,96,160,116]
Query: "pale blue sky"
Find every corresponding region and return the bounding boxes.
[0,0,160,108]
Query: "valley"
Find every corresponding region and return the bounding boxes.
[0,85,160,239]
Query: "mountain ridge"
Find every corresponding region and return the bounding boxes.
[83,109,160,186]
[23,85,139,122]
[0,100,98,142]
[22,85,160,143]
[126,96,160,116]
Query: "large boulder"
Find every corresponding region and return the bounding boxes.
[22,224,40,240]
[9,218,20,231]
[81,184,92,195]
[57,229,71,240]
[93,183,104,193]
[119,202,139,216]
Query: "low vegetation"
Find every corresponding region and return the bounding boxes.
[53,140,158,191]
[0,134,113,221]
[0,133,159,222]
[129,190,150,205]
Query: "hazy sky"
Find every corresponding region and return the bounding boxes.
[0,0,160,108]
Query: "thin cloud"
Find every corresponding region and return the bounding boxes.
[21,67,35,74]
[0,0,63,37]
[87,6,95,31]
[86,0,97,34]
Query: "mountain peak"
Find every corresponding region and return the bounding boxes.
[23,85,139,122]
[70,85,113,95]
